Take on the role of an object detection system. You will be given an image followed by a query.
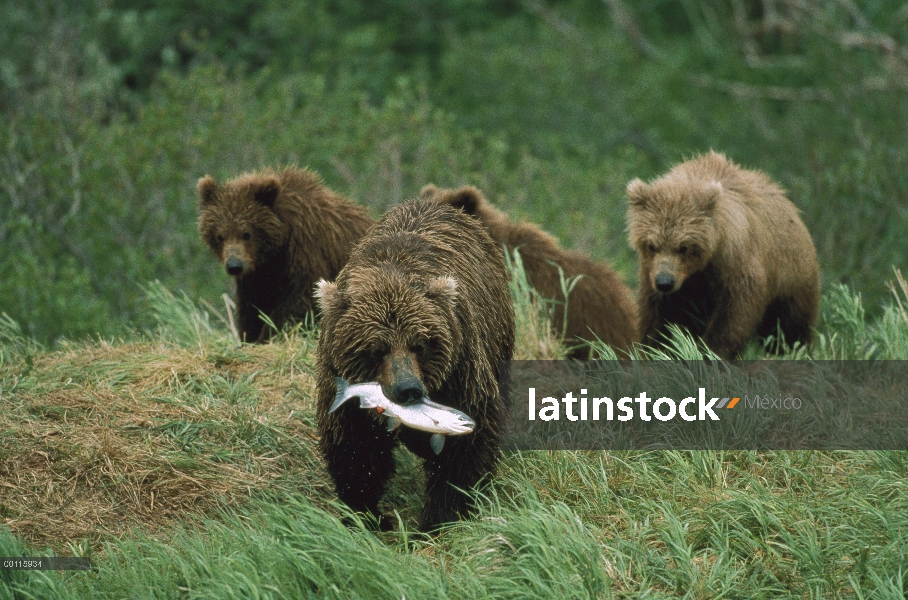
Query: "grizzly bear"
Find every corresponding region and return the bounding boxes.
[315,199,515,531]
[626,151,820,358]
[197,167,373,343]
[420,184,637,357]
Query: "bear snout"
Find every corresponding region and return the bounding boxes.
[390,378,426,406]
[379,351,426,405]
[654,272,676,293]
[225,257,245,276]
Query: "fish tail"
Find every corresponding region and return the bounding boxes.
[328,377,350,414]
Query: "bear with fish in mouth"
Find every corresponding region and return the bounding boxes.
[315,199,515,532]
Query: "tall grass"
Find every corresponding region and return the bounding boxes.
[2,272,908,597]
[505,248,568,360]
[3,448,908,598]
[0,312,43,366]
[810,274,908,360]
[142,280,231,348]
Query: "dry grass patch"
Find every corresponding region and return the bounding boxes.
[0,337,331,551]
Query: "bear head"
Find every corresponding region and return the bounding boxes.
[315,270,462,405]
[626,176,722,295]
[196,172,290,278]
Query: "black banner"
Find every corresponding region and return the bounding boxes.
[500,361,908,450]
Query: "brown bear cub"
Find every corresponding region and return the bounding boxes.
[197,167,373,343]
[315,200,515,532]
[420,184,637,357]
[626,151,820,358]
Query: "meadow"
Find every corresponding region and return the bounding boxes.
[2,0,907,597]
[2,270,908,598]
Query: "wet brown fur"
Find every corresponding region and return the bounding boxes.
[420,184,637,357]
[315,200,515,531]
[627,151,820,358]
[197,167,373,342]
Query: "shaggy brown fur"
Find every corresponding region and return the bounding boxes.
[197,167,373,343]
[420,184,637,357]
[627,151,820,358]
[315,200,515,532]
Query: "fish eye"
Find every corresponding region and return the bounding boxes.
[678,245,688,255]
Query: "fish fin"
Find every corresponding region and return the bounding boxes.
[386,417,401,432]
[430,434,445,455]
[328,377,351,414]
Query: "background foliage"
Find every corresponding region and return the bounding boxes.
[1,0,906,343]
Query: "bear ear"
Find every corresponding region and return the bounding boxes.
[315,279,346,314]
[700,181,723,211]
[419,183,439,200]
[426,276,458,306]
[448,187,482,215]
[254,177,280,208]
[420,184,482,216]
[197,176,218,205]
[626,178,650,207]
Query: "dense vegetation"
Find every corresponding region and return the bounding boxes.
[2,0,905,343]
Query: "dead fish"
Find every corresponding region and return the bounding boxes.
[329,377,475,454]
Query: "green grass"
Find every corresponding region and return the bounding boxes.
[3,452,908,598]
[2,271,908,598]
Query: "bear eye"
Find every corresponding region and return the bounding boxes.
[216,235,224,243]
[678,245,688,255]
[647,243,657,253]
[242,232,251,241]
[360,346,386,365]
[411,341,428,356]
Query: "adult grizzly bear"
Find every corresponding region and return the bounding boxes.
[420,184,636,357]
[626,151,820,358]
[197,167,373,343]
[315,200,515,531]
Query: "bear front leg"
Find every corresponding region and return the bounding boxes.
[419,432,500,532]
[703,292,766,359]
[637,292,666,348]
[236,302,266,344]
[320,407,397,526]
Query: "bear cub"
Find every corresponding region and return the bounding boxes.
[627,151,820,358]
[421,184,637,357]
[197,167,373,342]
[315,200,515,532]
